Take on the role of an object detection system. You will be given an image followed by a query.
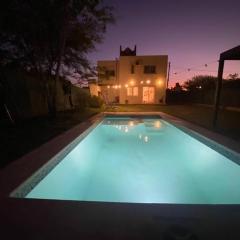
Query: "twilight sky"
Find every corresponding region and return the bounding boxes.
[87,0,240,87]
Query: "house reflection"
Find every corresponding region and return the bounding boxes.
[106,119,163,144]
[154,120,161,129]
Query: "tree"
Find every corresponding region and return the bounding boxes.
[228,73,239,80]
[0,0,114,114]
[172,82,183,92]
[183,75,217,91]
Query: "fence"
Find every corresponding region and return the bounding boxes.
[0,68,90,119]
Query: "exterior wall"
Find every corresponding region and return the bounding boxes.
[89,83,101,97]
[3,68,92,118]
[96,55,168,104]
[3,69,48,118]
[100,85,120,103]
[97,60,119,103]
[98,60,118,85]
[118,55,168,104]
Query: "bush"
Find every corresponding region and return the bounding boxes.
[74,88,90,110]
[88,95,103,108]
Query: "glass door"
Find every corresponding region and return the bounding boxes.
[142,87,155,103]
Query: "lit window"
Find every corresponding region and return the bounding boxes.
[127,87,138,96]
[127,87,133,96]
[133,87,138,96]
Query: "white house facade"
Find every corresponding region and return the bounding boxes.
[89,46,168,104]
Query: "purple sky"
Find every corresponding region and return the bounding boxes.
[87,0,240,87]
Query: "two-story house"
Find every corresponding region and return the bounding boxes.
[89,45,168,104]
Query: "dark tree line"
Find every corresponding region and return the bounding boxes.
[167,74,240,106]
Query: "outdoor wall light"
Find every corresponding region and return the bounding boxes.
[157,80,163,86]
[140,81,144,84]
[146,80,151,84]
[107,85,110,88]
[125,84,128,88]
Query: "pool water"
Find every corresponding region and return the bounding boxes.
[26,117,240,204]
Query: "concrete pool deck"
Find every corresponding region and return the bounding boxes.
[0,111,240,239]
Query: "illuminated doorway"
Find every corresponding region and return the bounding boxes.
[142,87,155,103]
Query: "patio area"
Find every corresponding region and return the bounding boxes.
[0,109,240,240]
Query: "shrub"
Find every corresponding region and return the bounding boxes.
[88,95,103,108]
[74,89,90,110]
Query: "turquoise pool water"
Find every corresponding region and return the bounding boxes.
[26,117,240,204]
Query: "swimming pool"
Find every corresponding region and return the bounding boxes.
[14,116,240,204]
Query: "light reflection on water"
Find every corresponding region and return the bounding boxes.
[108,119,162,143]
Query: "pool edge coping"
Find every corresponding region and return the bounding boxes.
[1,111,239,198]
[1,111,240,240]
[0,112,105,198]
[10,114,105,198]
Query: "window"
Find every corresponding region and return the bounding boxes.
[133,87,138,96]
[144,65,156,74]
[127,87,133,96]
[106,70,115,77]
[131,65,135,74]
[127,87,138,96]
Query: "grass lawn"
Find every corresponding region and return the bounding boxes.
[110,104,240,142]
[0,108,101,168]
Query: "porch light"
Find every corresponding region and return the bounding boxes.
[157,80,163,86]
[125,84,128,88]
[146,80,151,84]
[140,81,144,84]
[130,80,135,86]
[107,85,110,88]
